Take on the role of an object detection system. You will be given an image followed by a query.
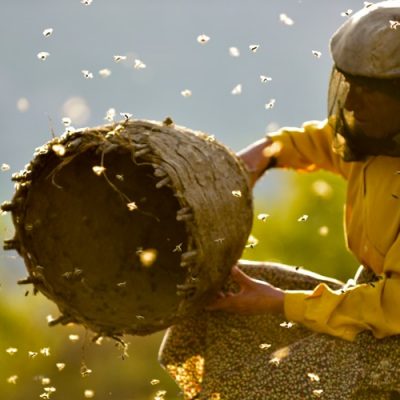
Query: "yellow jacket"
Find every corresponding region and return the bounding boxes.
[270,119,400,341]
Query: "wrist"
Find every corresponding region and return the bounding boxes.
[258,284,285,315]
[268,288,285,315]
[275,289,285,314]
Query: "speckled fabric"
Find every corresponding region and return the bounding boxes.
[159,262,400,400]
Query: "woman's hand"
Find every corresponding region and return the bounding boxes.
[237,137,275,188]
[206,266,285,315]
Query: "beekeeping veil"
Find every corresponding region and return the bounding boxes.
[328,1,400,161]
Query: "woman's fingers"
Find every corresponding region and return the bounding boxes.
[231,265,253,288]
[206,295,232,310]
[205,264,285,314]
[206,266,256,311]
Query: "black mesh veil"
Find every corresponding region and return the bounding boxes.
[327,66,400,161]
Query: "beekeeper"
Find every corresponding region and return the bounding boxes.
[160,2,400,399]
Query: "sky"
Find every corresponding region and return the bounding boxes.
[0,0,367,277]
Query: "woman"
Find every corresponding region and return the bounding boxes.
[160,2,400,399]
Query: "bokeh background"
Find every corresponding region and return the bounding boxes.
[0,1,364,399]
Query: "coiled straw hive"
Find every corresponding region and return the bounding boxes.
[1,118,253,338]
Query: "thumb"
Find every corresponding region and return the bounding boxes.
[231,265,252,287]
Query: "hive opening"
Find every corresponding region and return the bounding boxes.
[22,146,188,333]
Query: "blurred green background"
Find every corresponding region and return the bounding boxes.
[0,1,362,399]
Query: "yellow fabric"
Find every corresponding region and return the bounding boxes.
[270,119,400,340]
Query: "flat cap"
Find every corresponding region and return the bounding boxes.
[330,1,400,78]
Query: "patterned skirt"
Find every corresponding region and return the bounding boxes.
[159,261,400,400]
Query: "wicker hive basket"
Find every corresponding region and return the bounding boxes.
[1,118,253,338]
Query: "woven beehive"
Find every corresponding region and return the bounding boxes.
[1,118,253,337]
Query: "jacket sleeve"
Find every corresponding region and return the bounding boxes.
[269,119,348,178]
[284,235,400,341]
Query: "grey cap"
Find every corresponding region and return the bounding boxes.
[330,1,400,78]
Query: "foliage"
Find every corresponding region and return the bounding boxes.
[244,169,358,282]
